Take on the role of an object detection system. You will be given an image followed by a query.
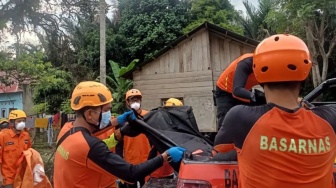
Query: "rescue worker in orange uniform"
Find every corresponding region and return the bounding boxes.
[0,119,9,132]
[214,34,336,188]
[0,110,32,188]
[58,120,119,188]
[53,81,186,188]
[147,98,184,181]
[120,89,151,188]
[215,53,262,130]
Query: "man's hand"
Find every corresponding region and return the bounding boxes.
[117,111,136,125]
[164,147,186,162]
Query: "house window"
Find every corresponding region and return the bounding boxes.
[161,97,184,106]
[1,109,6,118]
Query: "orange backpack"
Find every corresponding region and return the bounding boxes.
[13,148,52,188]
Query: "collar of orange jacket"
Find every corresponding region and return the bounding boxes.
[9,128,23,138]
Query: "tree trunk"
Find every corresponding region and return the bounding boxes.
[305,22,320,87]
[311,66,318,87]
[99,0,107,85]
[321,57,329,82]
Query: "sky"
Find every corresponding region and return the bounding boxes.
[230,0,258,14]
[1,0,258,49]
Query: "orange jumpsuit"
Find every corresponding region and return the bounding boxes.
[214,103,336,188]
[123,110,151,165]
[0,129,32,185]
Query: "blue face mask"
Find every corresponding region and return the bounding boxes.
[99,111,112,129]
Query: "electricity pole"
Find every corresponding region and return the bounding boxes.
[99,0,106,85]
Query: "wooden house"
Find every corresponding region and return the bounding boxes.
[122,22,259,132]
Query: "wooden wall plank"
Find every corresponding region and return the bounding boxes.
[178,44,184,73]
[133,70,212,81]
[184,39,192,72]
[135,81,211,91]
[229,40,242,62]
[140,86,213,96]
[191,37,198,72]
[243,46,255,54]
[134,75,212,86]
[201,30,211,71]
[210,35,221,72]
[221,39,230,70]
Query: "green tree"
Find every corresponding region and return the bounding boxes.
[98,60,137,115]
[116,0,190,61]
[266,0,336,87]
[0,52,73,113]
[32,70,74,114]
[183,0,243,34]
[241,0,276,40]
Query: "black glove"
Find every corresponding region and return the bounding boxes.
[119,121,142,137]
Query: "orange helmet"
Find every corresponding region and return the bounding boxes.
[125,89,142,100]
[253,34,312,83]
[71,81,113,111]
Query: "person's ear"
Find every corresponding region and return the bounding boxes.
[84,109,94,120]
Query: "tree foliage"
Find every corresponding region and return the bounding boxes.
[241,0,276,40]
[0,52,73,114]
[0,52,49,86]
[98,60,136,115]
[117,0,190,61]
[32,70,74,114]
[266,0,336,87]
[183,0,243,34]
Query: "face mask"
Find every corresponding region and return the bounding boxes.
[99,111,111,129]
[16,122,25,131]
[130,102,140,111]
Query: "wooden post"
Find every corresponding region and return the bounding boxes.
[99,0,106,85]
